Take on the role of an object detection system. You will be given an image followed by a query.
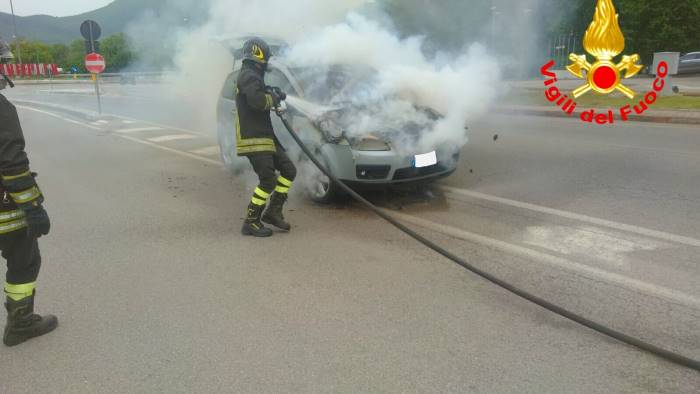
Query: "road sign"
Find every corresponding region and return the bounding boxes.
[81,20,102,54]
[80,20,102,41]
[85,53,106,74]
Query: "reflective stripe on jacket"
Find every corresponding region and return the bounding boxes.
[0,186,26,235]
[0,207,26,235]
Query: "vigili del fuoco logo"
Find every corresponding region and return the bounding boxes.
[540,0,670,124]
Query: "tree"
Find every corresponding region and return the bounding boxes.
[381,0,493,52]
[552,0,700,64]
[49,44,69,67]
[617,0,700,63]
[65,39,87,73]
[15,40,53,64]
[101,33,134,72]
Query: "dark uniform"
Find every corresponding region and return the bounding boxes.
[0,37,57,347]
[236,38,296,237]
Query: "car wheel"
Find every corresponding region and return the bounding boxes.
[305,158,344,204]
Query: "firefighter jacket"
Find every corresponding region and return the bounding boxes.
[235,63,278,156]
[0,93,43,235]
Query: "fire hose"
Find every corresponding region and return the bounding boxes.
[274,106,700,372]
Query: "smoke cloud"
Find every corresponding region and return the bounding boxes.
[285,13,499,152]
[123,0,553,191]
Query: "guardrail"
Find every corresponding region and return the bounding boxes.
[12,72,171,85]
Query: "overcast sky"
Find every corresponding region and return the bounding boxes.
[0,0,114,17]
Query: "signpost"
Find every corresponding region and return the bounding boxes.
[81,20,104,114]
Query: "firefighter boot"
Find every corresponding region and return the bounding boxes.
[262,192,291,231]
[4,291,58,347]
[241,203,273,237]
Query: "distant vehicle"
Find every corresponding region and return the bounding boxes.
[678,52,700,75]
[216,37,460,203]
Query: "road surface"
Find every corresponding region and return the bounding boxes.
[0,85,698,393]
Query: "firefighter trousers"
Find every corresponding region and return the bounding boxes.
[247,149,297,206]
[1,230,41,285]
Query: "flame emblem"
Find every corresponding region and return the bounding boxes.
[567,0,642,98]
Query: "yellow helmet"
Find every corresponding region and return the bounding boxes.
[242,37,271,65]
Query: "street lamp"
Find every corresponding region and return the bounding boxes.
[8,0,22,64]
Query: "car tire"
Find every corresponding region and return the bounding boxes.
[308,174,342,204]
[305,157,344,204]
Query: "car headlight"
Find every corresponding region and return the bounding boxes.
[318,119,345,142]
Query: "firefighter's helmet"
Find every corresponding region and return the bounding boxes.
[242,37,272,65]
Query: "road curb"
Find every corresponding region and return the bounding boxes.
[499,107,700,126]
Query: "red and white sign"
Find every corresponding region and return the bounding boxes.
[0,64,58,77]
[85,53,106,74]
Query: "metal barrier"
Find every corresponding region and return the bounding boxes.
[12,72,170,84]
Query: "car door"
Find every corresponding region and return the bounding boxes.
[679,54,700,74]
[689,54,700,74]
[217,68,240,168]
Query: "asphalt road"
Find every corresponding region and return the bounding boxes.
[0,87,698,393]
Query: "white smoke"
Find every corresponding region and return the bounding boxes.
[126,0,504,191]
[158,0,371,136]
[285,13,499,152]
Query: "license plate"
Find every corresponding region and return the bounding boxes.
[414,151,437,168]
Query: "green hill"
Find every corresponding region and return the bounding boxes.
[0,0,209,44]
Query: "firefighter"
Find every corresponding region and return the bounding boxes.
[0,37,56,346]
[236,38,296,237]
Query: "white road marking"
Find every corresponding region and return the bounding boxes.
[117,135,221,165]
[147,134,197,143]
[61,117,102,130]
[110,117,209,138]
[440,186,700,248]
[17,103,219,166]
[96,120,108,124]
[385,209,700,310]
[188,146,221,156]
[116,126,163,134]
[522,225,667,269]
[15,105,101,130]
[14,99,211,138]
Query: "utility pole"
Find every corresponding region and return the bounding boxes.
[490,4,499,49]
[9,0,22,64]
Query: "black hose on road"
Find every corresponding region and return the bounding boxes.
[275,109,700,372]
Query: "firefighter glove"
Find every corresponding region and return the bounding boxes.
[266,86,286,107]
[23,204,51,238]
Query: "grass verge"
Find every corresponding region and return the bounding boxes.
[507,90,700,110]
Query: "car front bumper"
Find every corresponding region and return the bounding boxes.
[320,144,459,186]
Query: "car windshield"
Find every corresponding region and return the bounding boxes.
[291,65,377,105]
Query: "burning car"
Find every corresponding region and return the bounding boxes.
[217,37,460,203]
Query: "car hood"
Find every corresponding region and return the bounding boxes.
[285,95,441,144]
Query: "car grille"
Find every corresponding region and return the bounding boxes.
[356,165,391,180]
[392,163,447,181]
